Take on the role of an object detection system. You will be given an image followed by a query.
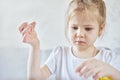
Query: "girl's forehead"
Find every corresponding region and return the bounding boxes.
[71,9,98,20]
[69,12,98,24]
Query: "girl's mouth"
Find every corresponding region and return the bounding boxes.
[75,41,86,45]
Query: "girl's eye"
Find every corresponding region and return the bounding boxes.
[72,27,78,30]
[85,28,93,31]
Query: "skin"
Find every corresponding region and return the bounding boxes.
[19,13,120,80]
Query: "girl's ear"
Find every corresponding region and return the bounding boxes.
[98,23,105,37]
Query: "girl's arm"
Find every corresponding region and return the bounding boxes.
[19,22,51,80]
[28,45,51,80]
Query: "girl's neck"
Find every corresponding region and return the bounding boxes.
[72,45,98,59]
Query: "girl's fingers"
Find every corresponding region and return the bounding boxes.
[75,59,101,78]
[29,21,36,32]
[19,22,28,33]
[93,72,102,80]
[84,69,94,78]
[84,67,99,79]
[75,61,87,73]
[80,66,90,76]
[21,21,36,36]
[93,71,106,80]
[75,59,109,79]
[21,26,31,36]
[75,62,89,77]
[22,32,31,43]
[29,21,36,28]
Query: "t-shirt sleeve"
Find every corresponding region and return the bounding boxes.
[110,51,120,71]
[100,48,120,71]
[44,46,62,74]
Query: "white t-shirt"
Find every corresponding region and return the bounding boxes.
[45,46,120,80]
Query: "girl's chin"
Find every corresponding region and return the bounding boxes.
[74,44,87,49]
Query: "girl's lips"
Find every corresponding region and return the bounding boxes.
[75,41,86,45]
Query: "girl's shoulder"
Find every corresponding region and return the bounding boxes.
[98,47,120,57]
[111,48,120,71]
[96,47,115,63]
[96,47,120,64]
[97,47,114,56]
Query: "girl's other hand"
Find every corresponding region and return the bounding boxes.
[19,21,40,47]
[75,58,117,80]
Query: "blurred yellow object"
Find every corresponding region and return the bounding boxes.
[98,77,111,80]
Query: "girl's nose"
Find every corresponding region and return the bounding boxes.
[76,29,85,38]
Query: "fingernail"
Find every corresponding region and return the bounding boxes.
[30,21,36,25]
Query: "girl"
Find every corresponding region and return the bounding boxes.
[19,0,120,80]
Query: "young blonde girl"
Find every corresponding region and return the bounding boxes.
[19,0,120,80]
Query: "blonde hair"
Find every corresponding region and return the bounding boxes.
[65,0,106,38]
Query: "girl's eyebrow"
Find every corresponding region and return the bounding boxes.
[70,24,94,27]
[71,24,77,26]
[69,24,78,27]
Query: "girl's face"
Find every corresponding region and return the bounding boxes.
[68,14,101,50]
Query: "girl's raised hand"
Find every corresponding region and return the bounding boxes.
[19,21,40,47]
[75,58,117,80]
